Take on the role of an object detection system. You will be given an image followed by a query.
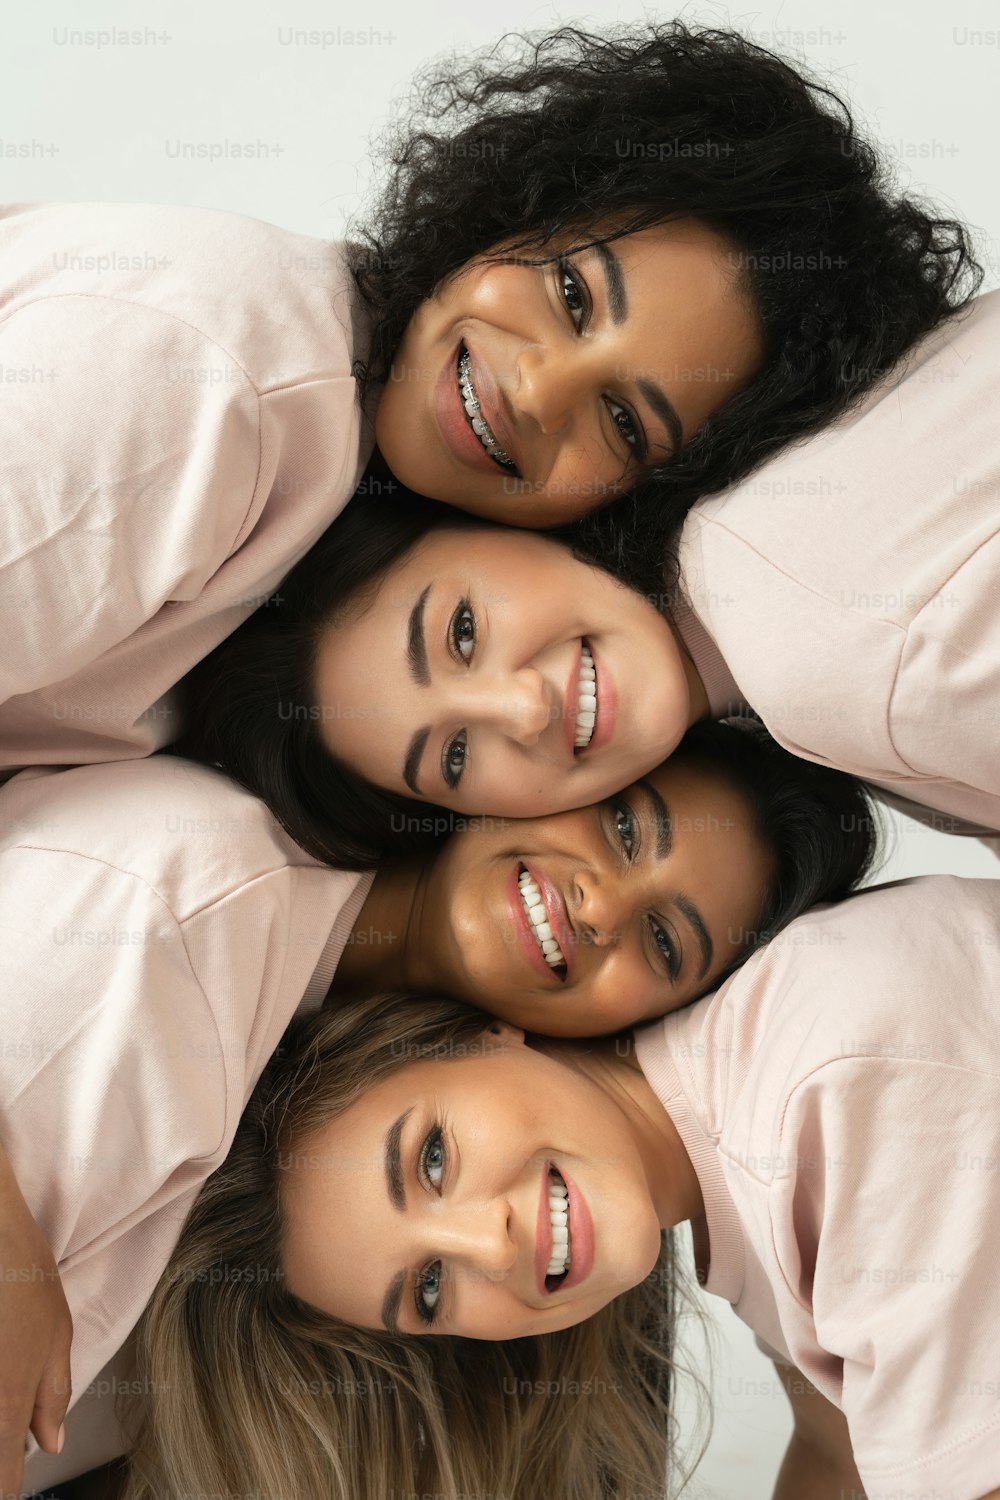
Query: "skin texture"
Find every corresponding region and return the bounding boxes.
[280,1025,701,1339]
[373,220,762,526]
[335,755,773,1035]
[314,526,708,819]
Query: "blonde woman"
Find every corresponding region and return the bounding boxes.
[127,873,1000,1500]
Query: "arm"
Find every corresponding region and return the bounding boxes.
[771,1361,866,1500]
[0,1143,72,1499]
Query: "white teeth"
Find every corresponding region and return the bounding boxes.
[458,350,515,468]
[518,870,566,971]
[546,1169,571,1278]
[574,644,599,749]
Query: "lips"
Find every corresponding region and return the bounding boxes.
[459,350,515,468]
[434,344,507,475]
[521,859,574,978]
[536,1160,594,1296]
[508,863,568,981]
[459,343,522,475]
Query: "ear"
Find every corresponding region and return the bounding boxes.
[487,1020,525,1046]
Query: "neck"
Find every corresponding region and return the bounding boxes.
[332,858,436,997]
[671,621,710,725]
[531,1034,703,1230]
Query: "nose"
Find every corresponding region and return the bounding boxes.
[454,667,554,746]
[514,344,585,436]
[433,1196,517,1279]
[573,871,626,949]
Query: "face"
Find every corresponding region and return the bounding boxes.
[280,1032,665,1340]
[314,527,698,818]
[417,755,773,1035]
[374,220,762,527]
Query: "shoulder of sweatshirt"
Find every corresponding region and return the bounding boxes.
[681,290,1000,635]
[0,756,334,922]
[0,200,368,388]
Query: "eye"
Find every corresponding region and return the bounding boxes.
[612,797,638,860]
[414,1125,447,1325]
[450,600,476,664]
[420,1125,446,1190]
[442,730,468,791]
[416,1261,443,1324]
[648,917,679,980]
[606,397,641,452]
[557,259,590,330]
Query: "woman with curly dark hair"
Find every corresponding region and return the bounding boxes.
[0,22,978,779]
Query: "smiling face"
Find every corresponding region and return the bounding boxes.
[415,754,773,1035]
[314,526,701,818]
[279,1031,669,1340]
[374,220,762,526]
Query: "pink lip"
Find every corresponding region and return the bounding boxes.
[586,640,617,754]
[536,1161,595,1296]
[522,858,574,979]
[463,341,522,474]
[433,343,508,476]
[507,863,560,982]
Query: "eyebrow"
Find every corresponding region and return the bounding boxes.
[380,1108,414,1334]
[407,585,432,687]
[637,378,684,460]
[381,1271,405,1337]
[636,779,672,860]
[384,1108,412,1211]
[676,894,714,982]
[403,726,430,796]
[594,241,628,324]
[635,779,714,979]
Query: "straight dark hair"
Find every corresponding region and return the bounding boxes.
[177,490,505,870]
[673,715,881,970]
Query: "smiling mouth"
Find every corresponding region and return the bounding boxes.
[457,347,516,470]
[573,641,598,751]
[517,866,567,978]
[546,1167,571,1288]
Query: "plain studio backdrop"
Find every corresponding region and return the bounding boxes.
[4,1,999,1494]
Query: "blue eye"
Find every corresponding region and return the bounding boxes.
[416,1261,443,1324]
[415,1126,447,1325]
[421,1126,446,1189]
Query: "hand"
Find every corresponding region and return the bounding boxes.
[0,1150,72,1499]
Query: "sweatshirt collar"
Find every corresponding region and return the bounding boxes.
[634,1015,746,1306]
[671,601,746,719]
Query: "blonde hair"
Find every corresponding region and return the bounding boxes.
[123,994,701,1499]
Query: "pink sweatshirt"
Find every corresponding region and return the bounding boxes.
[675,290,1000,835]
[0,202,372,774]
[636,876,1000,1500]
[1,756,371,1493]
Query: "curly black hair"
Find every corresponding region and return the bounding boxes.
[351,22,981,593]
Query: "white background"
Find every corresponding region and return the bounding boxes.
[4,1,999,1493]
